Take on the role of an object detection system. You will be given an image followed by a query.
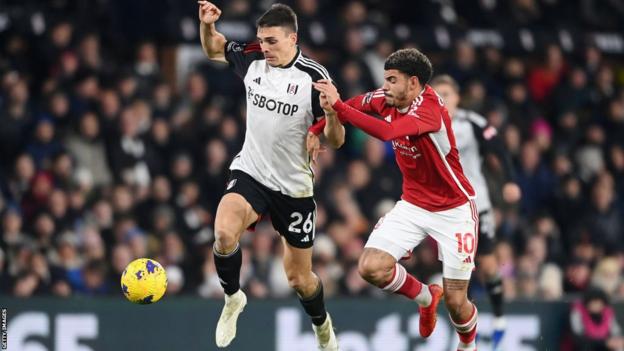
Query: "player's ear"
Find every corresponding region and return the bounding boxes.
[409,76,420,90]
[289,31,297,45]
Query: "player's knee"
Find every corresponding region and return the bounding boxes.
[214,226,238,253]
[444,291,468,312]
[358,256,390,286]
[285,271,307,291]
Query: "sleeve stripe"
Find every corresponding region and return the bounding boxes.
[299,57,330,78]
[298,57,331,80]
[372,88,385,96]
[296,61,329,81]
[243,42,261,54]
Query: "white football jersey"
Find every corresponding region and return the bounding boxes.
[452,108,515,213]
[452,109,493,212]
[224,41,329,198]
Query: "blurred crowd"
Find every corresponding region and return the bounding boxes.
[1,0,624,303]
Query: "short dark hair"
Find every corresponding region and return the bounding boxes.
[256,4,298,33]
[384,48,433,85]
[430,74,460,93]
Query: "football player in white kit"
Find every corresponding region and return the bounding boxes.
[198,2,344,350]
[431,75,521,350]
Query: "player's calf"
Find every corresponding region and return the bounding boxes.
[297,278,337,350]
[213,243,242,295]
[359,249,445,338]
[449,302,478,351]
[444,281,477,350]
[380,263,432,306]
[358,249,432,304]
[295,276,328,326]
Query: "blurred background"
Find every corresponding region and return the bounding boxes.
[1,0,624,350]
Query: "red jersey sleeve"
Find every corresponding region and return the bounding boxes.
[308,89,386,135]
[332,100,441,141]
[344,89,386,114]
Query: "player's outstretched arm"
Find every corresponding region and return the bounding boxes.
[198,1,227,63]
[319,89,345,149]
[313,81,438,141]
[305,100,344,164]
[323,111,345,148]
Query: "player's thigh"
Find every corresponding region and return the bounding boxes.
[426,200,479,280]
[214,171,267,248]
[443,278,470,293]
[365,200,428,261]
[269,193,316,249]
[281,236,313,277]
[215,193,261,228]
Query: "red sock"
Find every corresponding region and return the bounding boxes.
[450,303,478,344]
[458,325,477,344]
[382,263,423,299]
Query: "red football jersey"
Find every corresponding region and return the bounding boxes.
[340,85,475,211]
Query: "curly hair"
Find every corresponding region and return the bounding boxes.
[384,48,433,85]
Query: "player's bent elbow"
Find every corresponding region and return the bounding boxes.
[206,54,227,63]
[203,45,227,62]
[201,35,227,62]
[327,134,345,149]
[324,126,345,149]
[377,134,393,142]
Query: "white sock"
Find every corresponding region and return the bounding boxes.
[493,316,506,330]
[457,340,476,350]
[414,284,432,307]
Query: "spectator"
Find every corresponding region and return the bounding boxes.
[516,140,555,216]
[591,258,622,298]
[108,107,153,189]
[65,111,113,187]
[26,116,64,169]
[0,78,32,170]
[564,289,624,351]
[71,259,110,295]
[564,257,592,294]
[528,44,567,104]
[582,175,622,253]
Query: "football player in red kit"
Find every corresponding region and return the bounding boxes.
[310,48,479,350]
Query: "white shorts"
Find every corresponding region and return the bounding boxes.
[365,199,479,280]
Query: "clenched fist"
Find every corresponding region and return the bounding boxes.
[198,1,222,24]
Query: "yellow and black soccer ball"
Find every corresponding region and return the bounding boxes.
[121,258,167,304]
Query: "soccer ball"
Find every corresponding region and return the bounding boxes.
[121,258,167,304]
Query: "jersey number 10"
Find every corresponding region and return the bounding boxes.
[455,232,475,254]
